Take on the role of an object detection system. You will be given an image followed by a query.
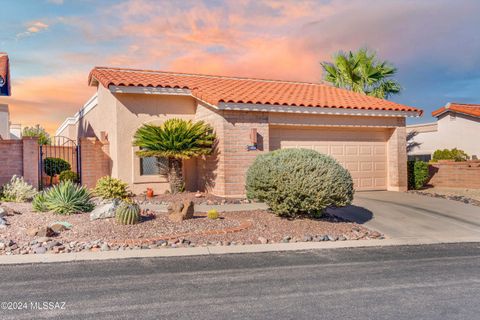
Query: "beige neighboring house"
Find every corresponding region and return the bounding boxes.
[56,67,422,196]
[407,103,480,161]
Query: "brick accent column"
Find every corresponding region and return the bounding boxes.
[387,125,408,191]
[80,137,111,188]
[22,137,39,189]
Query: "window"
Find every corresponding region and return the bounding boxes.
[140,157,168,176]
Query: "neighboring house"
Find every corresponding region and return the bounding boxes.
[407,103,480,161]
[57,67,422,196]
[0,54,21,140]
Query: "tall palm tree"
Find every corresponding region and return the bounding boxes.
[133,119,216,194]
[321,48,401,99]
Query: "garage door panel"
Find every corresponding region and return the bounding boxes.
[270,127,388,191]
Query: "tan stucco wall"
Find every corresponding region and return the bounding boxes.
[0,104,9,139]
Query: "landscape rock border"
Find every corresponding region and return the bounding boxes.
[408,190,480,206]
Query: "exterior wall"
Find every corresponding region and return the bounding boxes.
[0,104,9,139]
[0,137,39,188]
[80,137,111,189]
[407,113,480,159]
[429,161,480,189]
[114,93,197,194]
[387,124,408,191]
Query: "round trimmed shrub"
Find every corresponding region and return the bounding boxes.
[59,170,79,183]
[94,176,129,200]
[246,148,354,218]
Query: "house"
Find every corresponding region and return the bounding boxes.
[407,103,480,161]
[56,67,422,196]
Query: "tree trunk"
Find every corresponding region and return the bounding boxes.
[167,158,184,194]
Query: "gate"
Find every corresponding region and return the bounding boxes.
[38,136,81,189]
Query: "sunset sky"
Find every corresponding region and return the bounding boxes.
[1,0,479,133]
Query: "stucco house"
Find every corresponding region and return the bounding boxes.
[56,67,422,196]
[407,103,480,161]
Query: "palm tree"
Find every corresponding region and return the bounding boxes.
[133,119,216,194]
[321,48,401,99]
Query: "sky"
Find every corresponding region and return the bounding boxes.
[1,0,480,133]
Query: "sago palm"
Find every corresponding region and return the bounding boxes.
[133,119,216,193]
[321,48,401,99]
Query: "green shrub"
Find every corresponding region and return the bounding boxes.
[115,201,140,225]
[0,175,37,202]
[34,180,94,215]
[432,148,469,162]
[407,160,430,190]
[246,148,354,218]
[207,209,219,220]
[59,170,79,183]
[44,157,71,184]
[94,176,129,200]
[32,192,48,212]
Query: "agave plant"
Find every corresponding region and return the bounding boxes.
[36,180,94,215]
[133,118,216,194]
[32,191,48,212]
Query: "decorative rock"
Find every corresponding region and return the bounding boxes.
[338,235,347,241]
[194,191,203,198]
[282,236,291,243]
[0,243,5,250]
[0,207,6,218]
[34,246,47,254]
[37,227,56,238]
[36,236,50,243]
[90,199,120,221]
[27,227,39,237]
[100,243,110,251]
[156,240,167,246]
[50,221,72,233]
[258,237,268,244]
[46,241,62,250]
[327,235,337,241]
[167,200,194,223]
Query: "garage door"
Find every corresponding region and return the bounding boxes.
[269,126,388,191]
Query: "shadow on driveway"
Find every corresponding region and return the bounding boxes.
[329,205,374,224]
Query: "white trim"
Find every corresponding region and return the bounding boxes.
[109,85,191,96]
[55,93,98,136]
[218,102,421,117]
[406,121,437,128]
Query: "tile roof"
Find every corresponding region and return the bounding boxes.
[89,67,422,115]
[432,103,480,118]
[0,53,10,96]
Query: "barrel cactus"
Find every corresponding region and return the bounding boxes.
[115,201,140,225]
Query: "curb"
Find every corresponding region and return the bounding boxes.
[1,238,479,265]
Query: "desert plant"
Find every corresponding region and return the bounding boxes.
[246,149,354,218]
[133,119,216,194]
[36,180,94,215]
[115,201,140,225]
[407,161,430,190]
[207,209,219,220]
[0,175,37,202]
[432,148,469,162]
[94,176,129,200]
[44,157,71,185]
[32,192,48,212]
[59,170,79,183]
[22,125,51,145]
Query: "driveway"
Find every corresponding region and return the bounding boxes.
[331,191,480,242]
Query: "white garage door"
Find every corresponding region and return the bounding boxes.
[270,126,389,191]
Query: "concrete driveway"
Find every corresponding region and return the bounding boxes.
[331,191,480,242]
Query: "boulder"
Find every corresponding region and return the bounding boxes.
[0,207,6,218]
[36,227,56,238]
[26,227,39,237]
[90,199,120,221]
[167,200,194,223]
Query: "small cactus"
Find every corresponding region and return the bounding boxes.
[207,209,219,220]
[115,201,140,225]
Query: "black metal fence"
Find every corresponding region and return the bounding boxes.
[38,136,81,190]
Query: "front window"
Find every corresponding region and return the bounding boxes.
[140,156,168,176]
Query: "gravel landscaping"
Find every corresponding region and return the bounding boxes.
[0,201,380,255]
[409,187,480,206]
[135,191,250,205]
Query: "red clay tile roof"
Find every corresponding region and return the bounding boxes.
[0,53,10,96]
[432,103,480,118]
[88,67,422,115]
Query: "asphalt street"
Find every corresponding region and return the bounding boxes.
[0,243,479,320]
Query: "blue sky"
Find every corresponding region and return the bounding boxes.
[1,0,480,132]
